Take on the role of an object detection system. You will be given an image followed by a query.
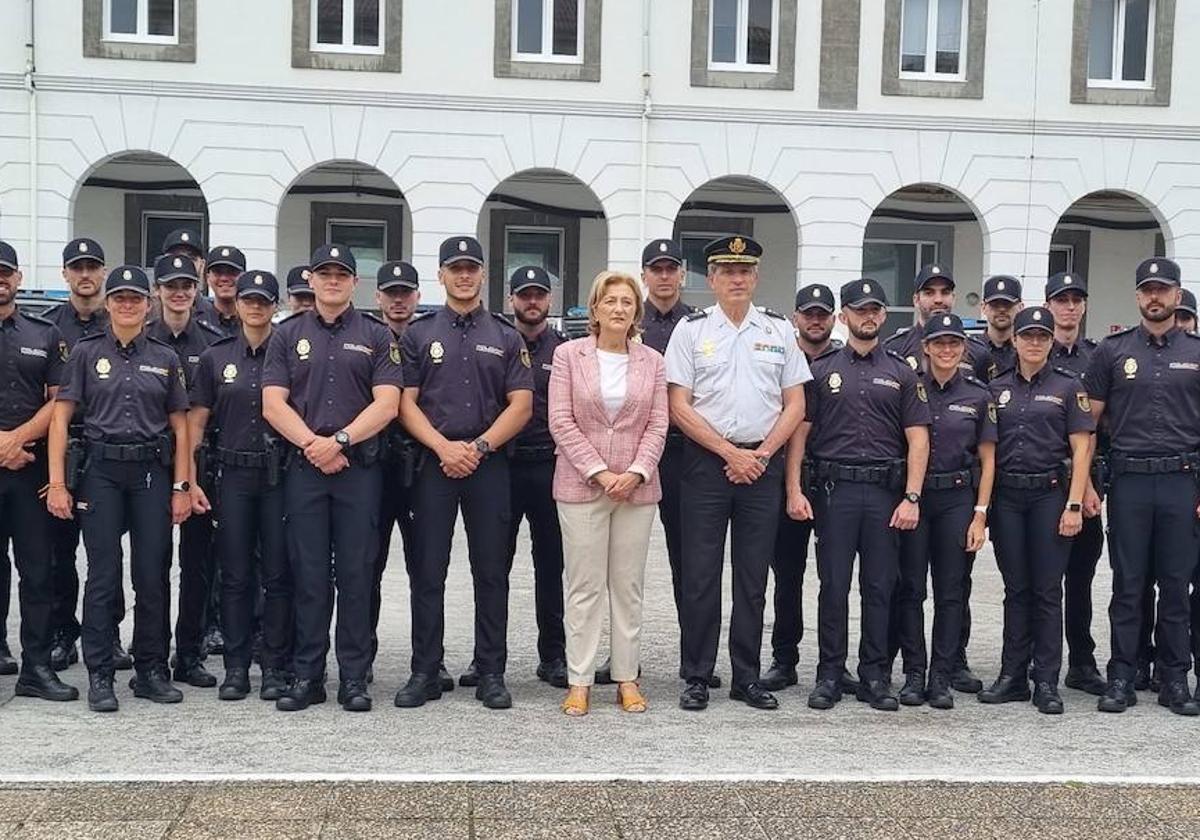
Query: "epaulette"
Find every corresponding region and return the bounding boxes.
[209,334,237,347]
[362,311,390,327]
[884,327,910,342]
[814,340,842,360]
[490,310,517,329]
[408,310,434,324]
[757,306,787,321]
[277,310,307,324]
[1083,337,1098,347]
[552,328,568,342]
[885,349,913,365]
[685,309,708,321]
[1052,365,1083,380]
[962,373,991,391]
[76,331,103,343]
[196,319,223,337]
[1102,325,1137,340]
[146,334,172,349]
[19,310,54,327]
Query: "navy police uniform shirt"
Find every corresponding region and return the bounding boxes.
[1085,324,1200,457]
[191,332,274,452]
[884,325,980,373]
[44,301,109,351]
[923,370,997,474]
[640,300,693,355]
[1049,337,1098,380]
[56,329,189,443]
[805,346,931,464]
[990,365,1094,474]
[263,306,403,436]
[971,336,1016,382]
[514,326,567,451]
[147,317,223,391]
[0,309,66,431]
[400,305,533,440]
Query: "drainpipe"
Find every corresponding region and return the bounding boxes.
[24,0,37,284]
[637,0,652,247]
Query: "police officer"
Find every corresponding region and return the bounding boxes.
[762,284,844,693]
[262,244,402,713]
[498,265,569,688]
[0,240,79,701]
[1088,258,1200,715]
[148,254,223,687]
[1044,271,1108,697]
[890,314,996,709]
[188,270,293,701]
[286,265,316,315]
[1177,288,1197,333]
[979,307,1093,714]
[161,229,219,328]
[48,265,193,712]
[666,236,809,711]
[43,237,130,672]
[396,236,533,710]
[883,264,975,371]
[794,278,930,712]
[201,246,245,337]
[972,276,1023,382]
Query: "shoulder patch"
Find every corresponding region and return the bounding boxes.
[685,310,708,321]
[758,306,787,321]
[20,310,54,327]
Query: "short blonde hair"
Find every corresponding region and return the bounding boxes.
[586,271,644,340]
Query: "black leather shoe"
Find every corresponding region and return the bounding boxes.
[760,661,798,692]
[338,679,372,712]
[112,639,133,671]
[679,679,709,711]
[978,674,1031,704]
[173,660,217,688]
[839,668,860,694]
[926,673,954,709]
[950,667,983,694]
[0,642,18,676]
[87,672,118,712]
[275,677,327,711]
[595,657,614,685]
[394,673,443,708]
[15,664,80,702]
[807,679,842,710]
[365,665,374,685]
[131,668,184,703]
[201,626,225,657]
[707,673,722,688]
[1065,665,1108,696]
[459,660,480,688]
[899,672,926,706]
[1134,661,1152,691]
[856,679,899,711]
[50,635,79,672]
[476,674,512,709]
[730,682,778,709]
[1098,678,1137,713]
[438,665,455,693]
[259,668,291,701]
[1158,680,1200,716]
[1149,664,1163,694]
[537,659,569,689]
[219,668,250,701]
[1033,681,1064,715]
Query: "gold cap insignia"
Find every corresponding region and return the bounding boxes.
[730,237,746,255]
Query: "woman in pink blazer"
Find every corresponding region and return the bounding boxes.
[549,271,668,716]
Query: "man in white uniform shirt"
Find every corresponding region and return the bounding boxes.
[665,235,810,711]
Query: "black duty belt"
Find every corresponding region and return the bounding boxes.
[1110,452,1200,476]
[924,468,975,491]
[512,445,555,462]
[88,441,161,462]
[997,470,1062,490]
[816,461,893,485]
[215,448,268,469]
[665,428,687,446]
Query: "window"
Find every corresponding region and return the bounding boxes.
[899,0,966,79]
[863,239,938,337]
[328,219,387,280]
[309,200,404,306]
[142,212,203,269]
[709,0,777,71]
[1088,0,1154,87]
[103,0,178,44]
[1048,245,1075,277]
[513,0,582,63]
[312,0,383,54]
[504,228,565,316]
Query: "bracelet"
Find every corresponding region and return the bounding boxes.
[48,482,66,491]
[973,505,988,514]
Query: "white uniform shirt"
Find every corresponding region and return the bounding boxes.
[664,303,812,444]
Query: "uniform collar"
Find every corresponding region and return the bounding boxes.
[1015,363,1048,385]
[844,342,879,361]
[316,303,356,331]
[1137,323,1178,347]
[237,331,270,358]
[521,324,550,350]
[444,303,483,329]
[647,299,688,322]
[109,326,147,353]
[1052,340,1079,357]
[709,303,764,333]
[149,316,199,343]
[926,369,961,392]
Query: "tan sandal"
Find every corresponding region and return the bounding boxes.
[561,687,589,716]
[617,682,647,713]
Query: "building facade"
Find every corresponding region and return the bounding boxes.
[0,0,1194,333]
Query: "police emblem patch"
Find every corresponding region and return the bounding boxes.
[1123,357,1138,379]
[520,348,532,369]
[430,340,445,363]
[828,372,842,394]
[389,343,401,365]
[906,356,919,371]
[95,357,111,379]
[296,338,311,360]
[1077,393,1090,413]
[987,402,997,423]
[916,382,928,403]
[222,363,238,383]
[58,341,68,363]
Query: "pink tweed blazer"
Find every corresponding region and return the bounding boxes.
[547,335,668,504]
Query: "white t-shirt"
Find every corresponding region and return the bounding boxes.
[596,349,629,421]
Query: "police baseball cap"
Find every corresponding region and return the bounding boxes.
[915,264,954,291]
[378,261,419,291]
[439,236,485,267]
[642,239,683,267]
[795,284,835,313]
[1045,272,1087,300]
[1014,306,1054,335]
[1136,258,1181,288]
[104,265,152,297]
[162,228,203,256]
[153,254,199,284]
[983,275,1022,303]
[206,246,246,272]
[0,241,18,270]
[237,271,279,302]
[704,235,762,265]
[510,265,552,294]
[923,313,967,341]
[286,265,314,296]
[310,244,357,274]
[63,238,104,267]
[1179,288,1198,317]
[840,278,888,309]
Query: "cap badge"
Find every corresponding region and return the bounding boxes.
[221,248,230,257]
[997,281,1005,290]
[79,242,88,253]
[180,232,189,242]
[95,357,111,379]
[222,363,238,384]
[173,258,183,269]
[301,270,310,280]
[1063,275,1072,285]
[659,242,668,253]
[1033,311,1042,321]
[296,338,311,360]
[393,266,402,277]
[943,316,952,326]
[254,275,263,285]
[330,248,340,258]
[932,266,941,274]
[526,269,536,280]
[430,340,445,362]
[812,288,821,298]
[730,237,746,255]
[862,283,871,294]
[1124,357,1138,379]
[458,241,468,252]
[1150,263,1159,274]
[122,270,132,281]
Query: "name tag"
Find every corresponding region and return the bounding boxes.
[541,363,553,372]
[1034,394,1064,406]
[19,346,47,358]
[139,365,169,376]
[476,344,504,358]
[343,343,372,355]
[1170,362,1200,371]
[872,377,900,390]
[187,355,201,364]
[753,342,785,355]
[948,404,977,416]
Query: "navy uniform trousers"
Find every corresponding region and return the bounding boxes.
[506,454,565,666]
[1063,514,1105,670]
[372,457,414,663]
[0,456,55,667]
[770,511,813,670]
[657,434,686,668]
[174,512,213,665]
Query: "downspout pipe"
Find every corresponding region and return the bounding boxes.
[24,0,37,285]
[637,0,652,247]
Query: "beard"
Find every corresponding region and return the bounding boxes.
[802,324,834,344]
[848,321,879,340]
[1140,303,1175,323]
[515,306,548,326]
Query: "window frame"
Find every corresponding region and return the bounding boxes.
[1086,0,1156,89]
[511,0,585,65]
[862,237,939,323]
[140,210,204,269]
[707,0,780,73]
[501,224,568,316]
[102,0,179,45]
[897,0,968,82]
[310,0,385,56]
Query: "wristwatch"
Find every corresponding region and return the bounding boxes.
[334,430,351,451]
[172,480,190,493]
[903,492,921,504]
[1066,501,1083,513]
[474,438,493,456]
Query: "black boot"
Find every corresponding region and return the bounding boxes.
[338,679,372,712]
[87,672,118,713]
[476,674,512,709]
[15,664,80,702]
[1158,680,1200,716]
[219,667,251,701]
[1033,681,1064,715]
[1064,665,1107,696]
[49,633,79,672]
[807,679,842,711]
[978,674,1030,704]
[536,659,568,689]
[926,673,954,709]
[0,641,17,676]
[1097,678,1137,713]
[394,673,443,708]
[275,677,327,711]
[760,660,799,692]
[259,668,291,701]
[458,660,480,688]
[112,638,133,671]
[950,666,983,694]
[131,667,184,703]
[855,679,899,711]
[173,659,217,688]
[898,672,926,706]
